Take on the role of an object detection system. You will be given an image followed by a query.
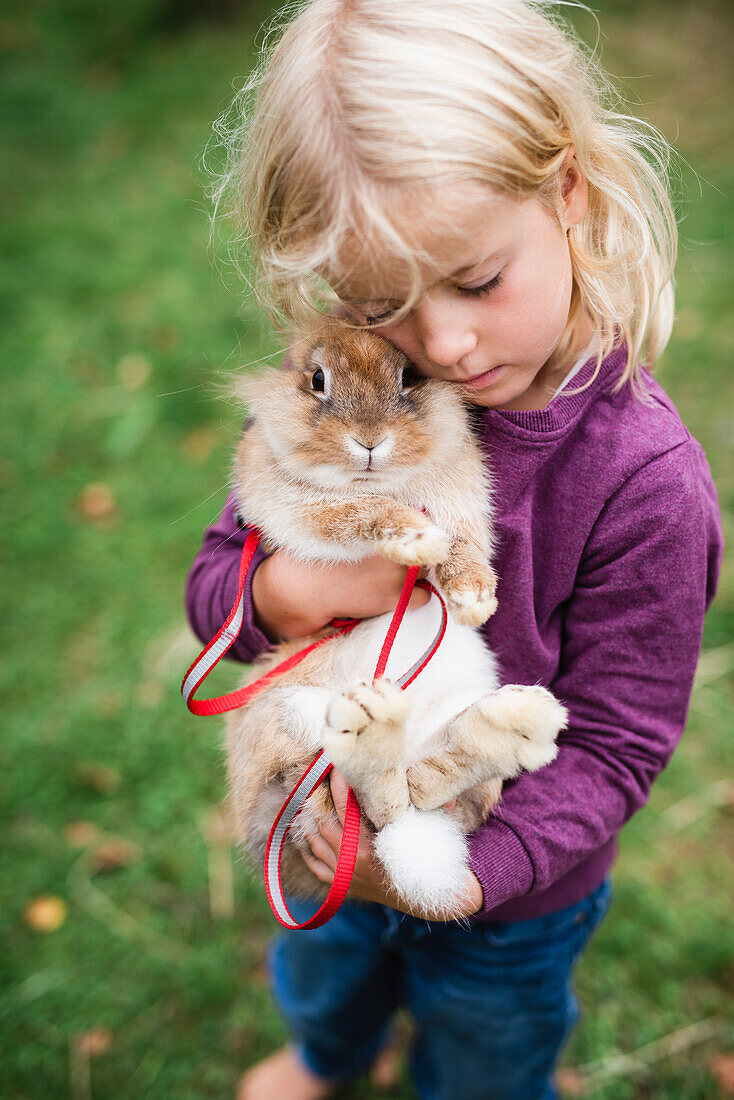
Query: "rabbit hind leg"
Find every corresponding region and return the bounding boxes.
[407,684,567,812]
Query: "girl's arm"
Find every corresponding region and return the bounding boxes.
[466,441,724,916]
[185,494,275,663]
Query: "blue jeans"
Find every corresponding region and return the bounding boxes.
[268,879,611,1100]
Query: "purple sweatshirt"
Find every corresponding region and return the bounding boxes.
[185,343,723,921]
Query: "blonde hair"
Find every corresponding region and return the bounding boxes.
[212,0,679,391]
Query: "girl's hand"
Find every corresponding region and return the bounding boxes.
[253,551,430,642]
[302,768,485,921]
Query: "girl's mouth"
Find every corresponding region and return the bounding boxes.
[455,364,505,390]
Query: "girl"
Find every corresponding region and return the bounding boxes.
[186,1,724,1097]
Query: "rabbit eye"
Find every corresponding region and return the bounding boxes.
[401,365,423,389]
[311,369,326,392]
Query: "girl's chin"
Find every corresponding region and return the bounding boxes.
[469,383,540,411]
[463,370,526,408]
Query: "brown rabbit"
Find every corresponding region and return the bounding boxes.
[225,319,566,918]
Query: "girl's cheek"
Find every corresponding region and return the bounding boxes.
[515,248,572,355]
[532,277,573,359]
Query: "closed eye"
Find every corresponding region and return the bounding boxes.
[364,308,398,327]
[358,271,503,322]
[456,272,503,298]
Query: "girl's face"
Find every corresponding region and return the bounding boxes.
[337,163,590,411]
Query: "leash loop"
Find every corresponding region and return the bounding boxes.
[182,528,447,928]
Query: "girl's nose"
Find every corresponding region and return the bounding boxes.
[413,296,478,368]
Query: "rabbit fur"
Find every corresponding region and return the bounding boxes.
[225,320,567,919]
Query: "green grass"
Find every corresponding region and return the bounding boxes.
[1,2,732,1097]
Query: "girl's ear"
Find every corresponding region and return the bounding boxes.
[559,147,589,231]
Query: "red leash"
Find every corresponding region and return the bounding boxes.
[182,529,447,928]
[182,531,361,717]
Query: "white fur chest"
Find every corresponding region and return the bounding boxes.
[327,597,499,764]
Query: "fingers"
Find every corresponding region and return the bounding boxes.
[408,588,431,610]
[302,847,334,884]
[301,815,342,885]
[302,770,383,893]
[329,767,350,823]
[306,829,338,871]
[329,769,376,839]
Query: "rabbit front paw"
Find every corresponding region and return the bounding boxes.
[323,678,408,763]
[380,523,450,567]
[322,678,410,827]
[441,565,498,626]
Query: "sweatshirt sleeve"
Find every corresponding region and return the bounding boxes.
[467,440,724,915]
[184,492,275,664]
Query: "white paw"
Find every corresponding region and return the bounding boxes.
[325,691,370,738]
[381,523,450,566]
[325,678,409,735]
[477,685,567,773]
[322,678,409,773]
[447,587,498,626]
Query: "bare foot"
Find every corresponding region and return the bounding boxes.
[236,1046,337,1100]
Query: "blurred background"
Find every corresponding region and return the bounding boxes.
[1,1,732,1096]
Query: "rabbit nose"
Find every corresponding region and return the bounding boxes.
[346,435,393,468]
[350,437,385,453]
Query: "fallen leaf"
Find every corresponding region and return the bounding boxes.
[116,352,151,390]
[64,821,102,848]
[90,839,140,873]
[151,325,179,352]
[0,20,35,51]
[93,691,122,718]
[227,1025,255,1054]
[66,631,103,669]
[709,1051,734,1096]
[75,1027,113,1057]
[69,353,104,385]
[75,483,117,522]
[556,1067,587,1096]
[249,959,269,988]
[24,895,68,932]
[84,62,119,91]
[74,762,121,794]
